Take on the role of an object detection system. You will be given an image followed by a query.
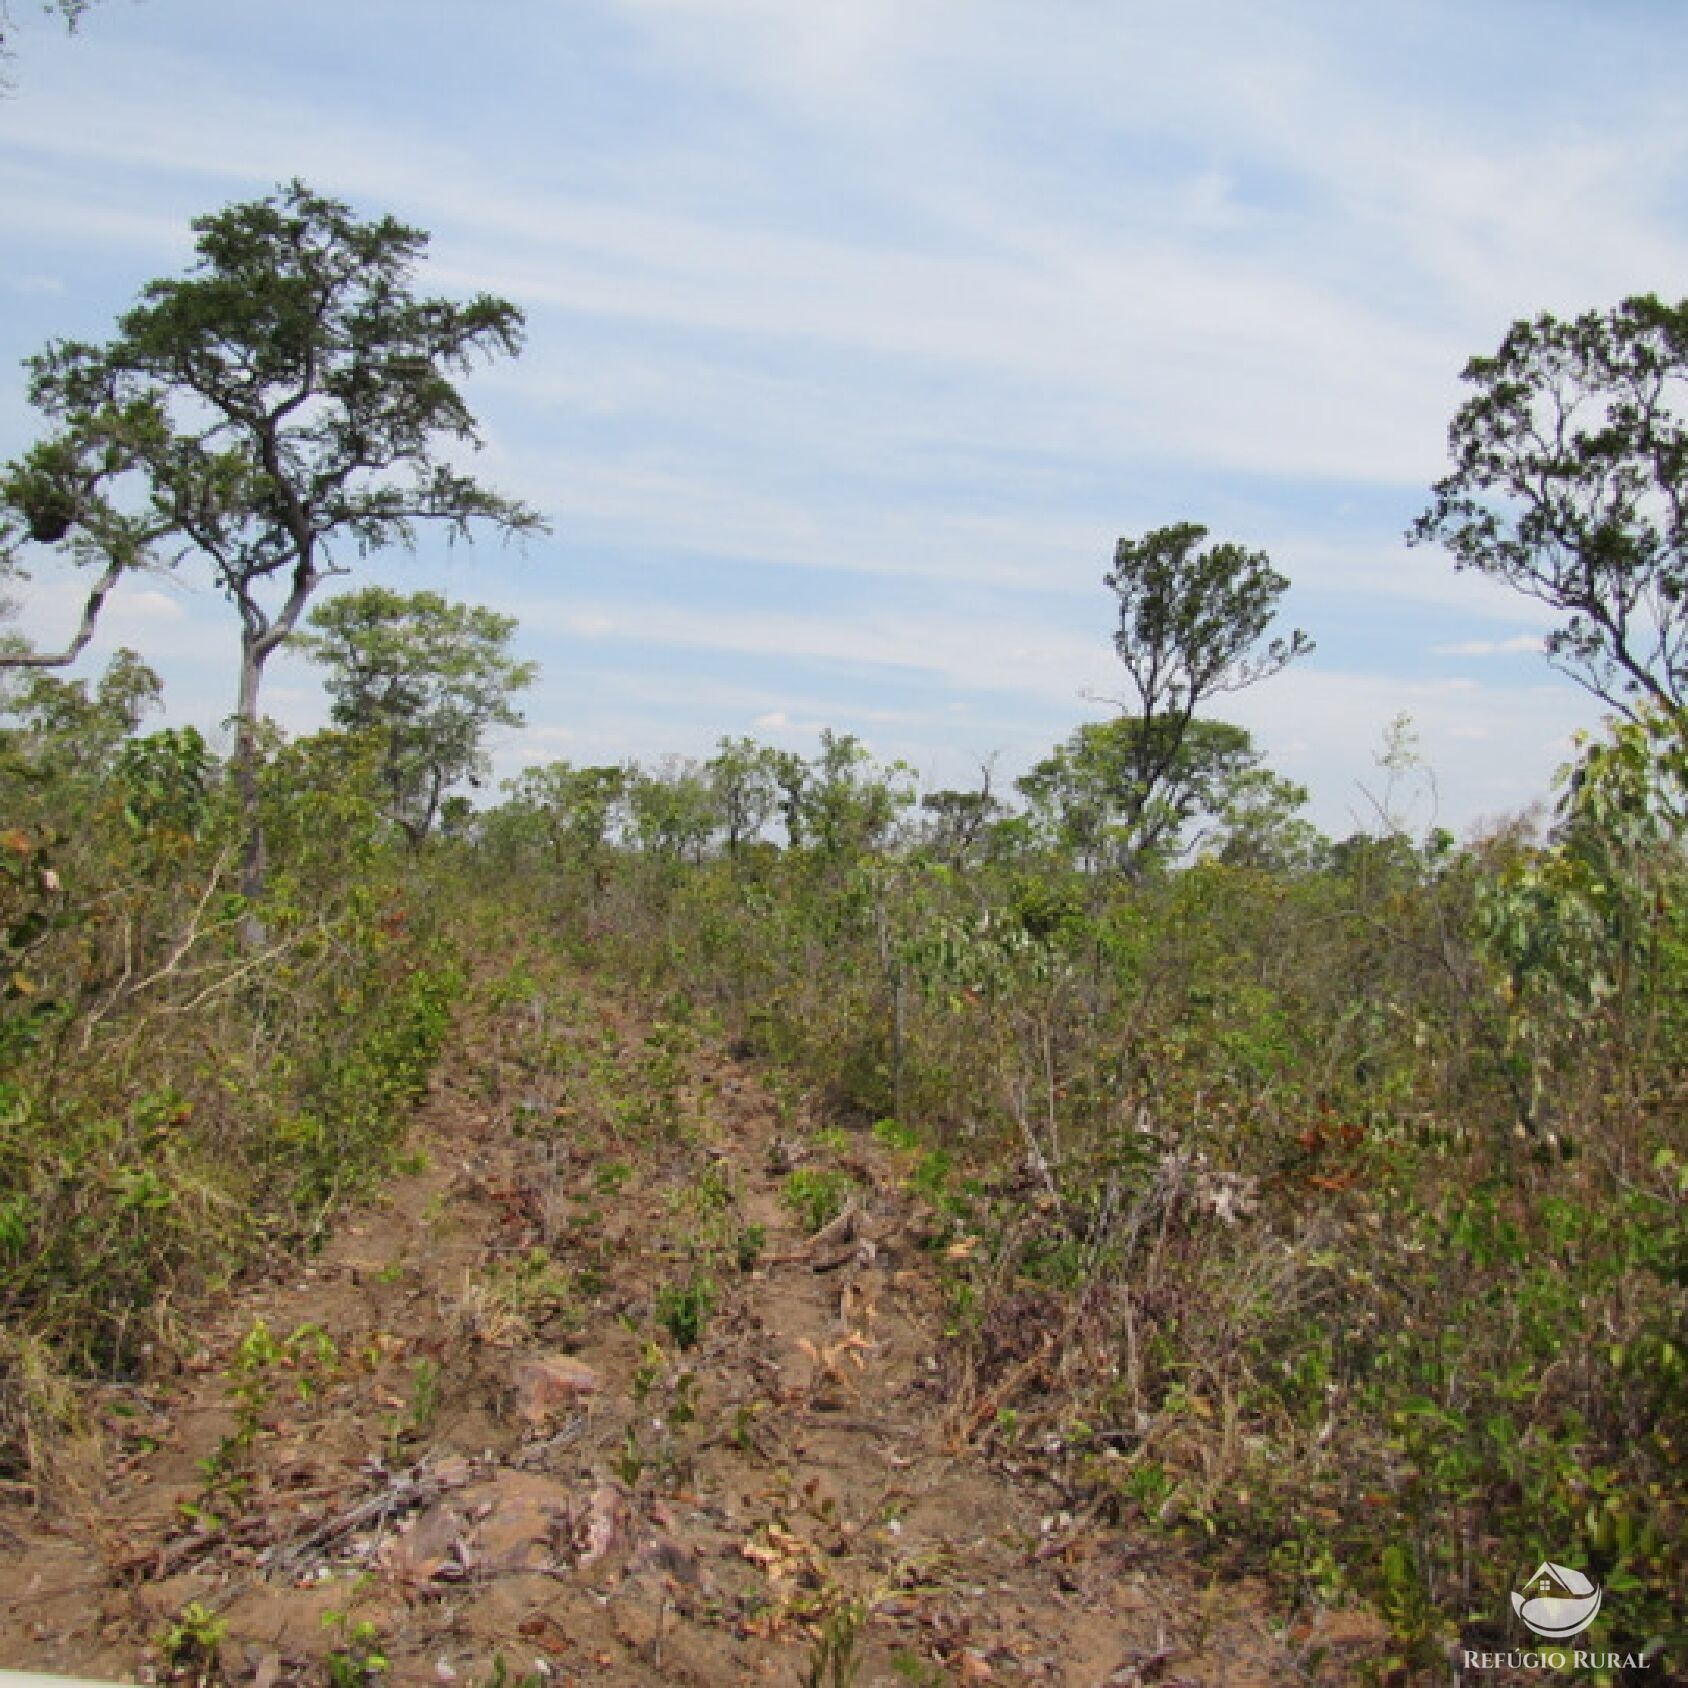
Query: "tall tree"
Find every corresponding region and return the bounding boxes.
[302,588,536,845]
[500,762,629,868]
[799,730,915,859]
[1102,523,1310,871]
[1411,294,1688,718]
[1017,716,1262,873]
[22,181,542,903]
[767,748,811,851]
[705,736,782,855]
[920,774,1005,868]
[627,759,721,864]
[1208,764,1326,873]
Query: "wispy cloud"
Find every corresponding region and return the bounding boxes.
[751,711,825,736]
[1433,634,1546,657]
[514,593,1115,702]
[1,0,1671,834]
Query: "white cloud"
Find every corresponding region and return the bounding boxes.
[1225,667,1592,835]
[511,582,1601,817]
[106,587,188,625]
[8,8,1682,519]
[0,158,189,259]
[0,42,1463,489]
[518,592,1116,703]
[751,710,826,736]
[0,0,1665,835]
[1433,634,1545,656]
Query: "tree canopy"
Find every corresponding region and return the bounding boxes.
[303,588,536,845]
[1098,523,1310,871]
[1017,715,1266,873]
[706,737,783,855]
[1412,293,1688,718]
[18,180,542,899]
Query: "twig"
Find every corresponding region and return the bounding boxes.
[265,1459,459,1577]
[160,923,317,1017]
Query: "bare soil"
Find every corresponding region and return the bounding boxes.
[0,966,1386,1685]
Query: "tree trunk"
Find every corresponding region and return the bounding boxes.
[229,548,320,947]
[234,631,269,949]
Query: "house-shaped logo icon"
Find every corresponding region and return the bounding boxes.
[1511,1562,1603,1640]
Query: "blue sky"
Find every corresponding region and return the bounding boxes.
[4,0,1686,835]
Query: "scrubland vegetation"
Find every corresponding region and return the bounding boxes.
[0,664,458,1433]
[0,181,1683,1678]
[472,710,1686,1669]
[3,654,1683,1672]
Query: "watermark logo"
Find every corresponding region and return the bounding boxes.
[1510,1562,1603,1641]
[1465,1557,1652,1672]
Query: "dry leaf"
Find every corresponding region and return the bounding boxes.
[798,1330,874,1389]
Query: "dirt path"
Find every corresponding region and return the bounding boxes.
[0,963,1365,1685]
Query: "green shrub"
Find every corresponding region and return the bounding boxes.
[782,1168,853,1234]
[655,1273,716,1350]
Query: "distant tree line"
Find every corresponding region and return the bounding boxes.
[4,177,1687,894]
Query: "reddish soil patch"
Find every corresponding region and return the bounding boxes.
[0,967,1382,1684]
